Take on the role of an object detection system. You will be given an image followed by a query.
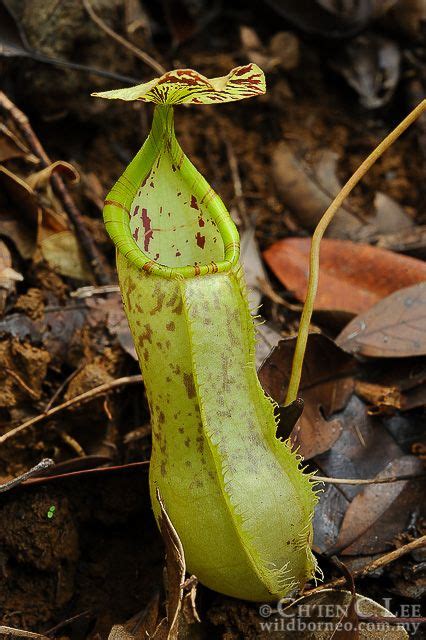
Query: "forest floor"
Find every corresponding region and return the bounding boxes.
[0,1,425,638]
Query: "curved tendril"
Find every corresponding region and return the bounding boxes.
[285,99,426,406]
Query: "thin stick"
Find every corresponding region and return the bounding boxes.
[306,534,426,594]
[23,460,149,486]
[44,611,91,637]
[285,100,426,405]
[258,277,303,311]
[5,367,39,400]
[314,473,425,485]
[44,363,85,412]
[71,284,120,298]
[82,0,165,76]
[27,50,140,85]
[0,375,142,446]
[0,458,54,493]
[59,432,86,457]
[0,626,49,639]
[0,91,111,285]
[225,138,249,227]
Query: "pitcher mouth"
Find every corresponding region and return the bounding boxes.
[104,194,240,279]
[103,105,241,279]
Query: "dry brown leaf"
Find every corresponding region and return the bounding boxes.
[125,0,152,38]
[373,192,413,235]
[25,160,79,191]
[26,161,80,225]
[0,239,23,315]
[240,224,269,309]
[258,334,355,459]
[0,165,39,258]
[330,456,424,556]
[0,297,110,368]
[330,34,400,109]
[374,224,426,258]
[268,589,408,638]
[313,394,406,553]
[263,238,426,315]
[354,359,426,412]
[269,31,300,70]
[255,322,282,370]
[337,282,426,357]
[152,490,188,640]
[108,597,160,640]
[272,142,365,237]
[0,123,38,164]
[40,230,92,281]
[107,297,138,360]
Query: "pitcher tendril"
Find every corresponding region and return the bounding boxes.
[284,98,426,407]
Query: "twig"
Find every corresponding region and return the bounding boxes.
[44,363,85,412]
[353,422,366,448]
[23,460,149,486]
[0,458,54,493]
[285,99,426,405]
[306,535,426,594]
[82,0,165,76]
[0,91,111,285]
[314,473,425,485]
[258,277,303,311]
[26,51,141,85]
[44,611,91,637]
[71,284,120,298]
[0,375,143,446]
[5,367,39,400]
[59,432,86,457]
[225,138,249,227]
[103,397,113,420]
[0,626,49,639]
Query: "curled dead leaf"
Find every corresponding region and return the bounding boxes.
[0,123,38,164]
[337,283,426,357]
[0,164,39,258]
[25,160,80,190]
[0,239,23,315]
[272,142,365,237]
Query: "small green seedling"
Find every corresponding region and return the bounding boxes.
[93,68,425,601]
[47,505,56,519]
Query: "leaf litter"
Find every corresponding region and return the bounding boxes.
[0,2,424,637]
